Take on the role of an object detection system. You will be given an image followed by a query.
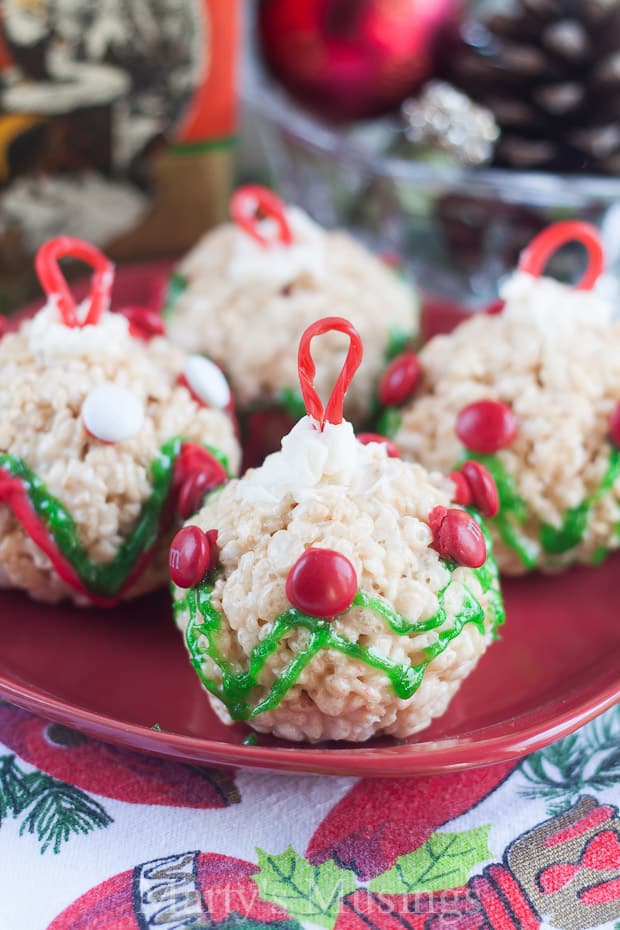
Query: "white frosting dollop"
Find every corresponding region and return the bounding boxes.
[501,271,613,337]
[239,415,361,504]
[228,206,326,288]
[184,355,231,408]
[27,300,133,364]
[82,383,144,442]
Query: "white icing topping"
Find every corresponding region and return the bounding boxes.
[82,383,144,443]
[27,300,133,364]
[501,271,613,336]
[239,415,363,504]
[184,355,231,408]
[228,206,326,287]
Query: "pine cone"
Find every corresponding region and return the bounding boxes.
[450,0,620,174]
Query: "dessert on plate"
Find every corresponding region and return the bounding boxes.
[170,317,503,743]
[165,184,418,438]
[0,236,240,606]
[386,221,620,574]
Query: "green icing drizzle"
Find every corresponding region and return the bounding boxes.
[0,438,230,598]
[385,326,413,361]
[278,387,307,422]
[462,448,620,567]
[376,406,403,439]
[162,272,188,320]
[540,447,620,554]
[175,554,502,722]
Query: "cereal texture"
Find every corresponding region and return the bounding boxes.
[173,420,501,742]
[166,208,418,425]
[394,272,620,573]
[0,305,240,604]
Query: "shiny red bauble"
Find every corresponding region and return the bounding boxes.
[357,433,401,457]
[286,547,358,618]
[456,400,518,454]
[258,0,461,122]
[378,351,421,408]
[610,402,620,449]
[169,525,214,589]
[459,460,499,518]
[428,506,486,568]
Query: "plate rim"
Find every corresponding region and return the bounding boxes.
[1,667,617,777]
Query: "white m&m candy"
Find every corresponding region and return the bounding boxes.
[184,355,231,409]
[82,383,144,442]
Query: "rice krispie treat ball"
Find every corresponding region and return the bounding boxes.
[170,318,503,743]
[0,237,240,606]
[165,185,418,433]
[389,221,620,574]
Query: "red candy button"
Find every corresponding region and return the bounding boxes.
[357,433,401,458]
[169,526,213,589]
[448,471,472,506]
[456,400,518,454]
[173,444,228,519]
[378,351,421,408]
[459,461,500,518]
[286,548,358,618]
[610,402,620,448]
[428,506,487,568]
[118,306,166,340]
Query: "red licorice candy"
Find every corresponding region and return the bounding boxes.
[378,351,421,408]
[428,506,487,568]
[169,525,214,589]
[229,184,293,249]
[286,548,358,618]
[356,433,401,458]
[459,461,500,518]
[456,399,518,454]
[610,402,620,448]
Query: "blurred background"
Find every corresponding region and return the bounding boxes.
[2,0,620,312]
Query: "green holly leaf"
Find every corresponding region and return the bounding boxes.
[368,826,492,894]
[255,846,356,930]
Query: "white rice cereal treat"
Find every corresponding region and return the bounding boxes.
[0,237,240,606]
[171,317,503,743]
[165,185,419,427]
[392,221,620,574]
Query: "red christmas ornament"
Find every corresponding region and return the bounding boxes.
[286,547,358,618]
[428,505,486,567]
[378,351,421,408]
[456,399,518,454]
[118,305,166,341]
[169,525,214,589]
[459,460,499,518]
[448,470,471,506]
[357,433,401,457]
[609,402,620,448]
[258,0,462,122]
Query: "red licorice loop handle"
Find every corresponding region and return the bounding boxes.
[298,317,363,429]
[229,184,293,249]
[518,220,604,291]
[35,236,114,328]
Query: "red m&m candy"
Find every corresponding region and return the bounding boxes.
[119,306,166,341]
[456,400,518,454]
[428,506,487,568]
[378,351,421,408]
[610,402,620,448]
[286,548,358,618]
[169,526,214,589]
[459,461,500,518]
[448,471,472,506]
[357,433,401,458]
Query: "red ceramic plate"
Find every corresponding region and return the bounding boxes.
[0,268,617,777]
